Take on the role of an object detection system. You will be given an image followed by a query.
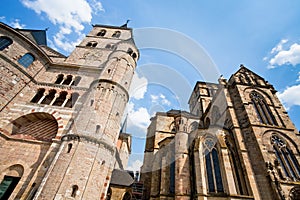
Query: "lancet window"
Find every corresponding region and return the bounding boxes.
[250,91,278,126]
[271,134,300,181]
[203,137,224,193]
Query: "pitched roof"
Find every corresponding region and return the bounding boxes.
[110,169,134,187]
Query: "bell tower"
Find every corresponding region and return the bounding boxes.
[34,24,139,200]
[226,65,300,199]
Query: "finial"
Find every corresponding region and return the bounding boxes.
[240,64,244,68]
[45,27,49,31]
[121,19,131,28]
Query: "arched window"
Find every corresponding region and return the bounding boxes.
[132,53,137,59]
[112,31,121,38]
[71,185,78,197]
[62,75,73,85]
[97,29,106,37]
[271,134,300,181]
[72,76,81,86]
[53,91,68,106]
[96,125,101,134]
[250,91,278,126]
[18,53,35,68]
[127,48,133,55]
[105,44,116,50]
[67,143,72,153]
[0,176,20,199]
[31,88,45,103]
[0,36,13,50]
[226,136,249,195]
[203,138,224,193]
[86,41,97,47]
[127,48,137,60]
[169,156,175,194]
[55,74,64,84]
[0,164,23,199]
[65,93,79,108]
[41,89,56,105]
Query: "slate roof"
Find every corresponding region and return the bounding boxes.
[110,169,134,187]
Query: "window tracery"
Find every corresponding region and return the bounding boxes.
[203,137,224,193]
[250,91,278,126]
[271,134,300,181]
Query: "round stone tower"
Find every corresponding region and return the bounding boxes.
[34,24,139,200]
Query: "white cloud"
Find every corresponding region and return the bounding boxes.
[150,94,158,102]
[9,19,26,29]
[297,72,300,82]
[53,29,85,52]
[21,0,104,53]
[271,39,288,54]
[126,159,143,172]
[266,39,300,68]
[278,84,300,110]
[129,73,148,100]
[127,102,151,130]
[89,0,105,14]
[150,93,171,106]
[21,0,92,31]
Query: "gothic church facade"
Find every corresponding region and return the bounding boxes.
[0,22,137,199]
[141,66,300,200]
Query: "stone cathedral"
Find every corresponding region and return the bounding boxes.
[0,22,137,199]
[141,67,300,200]
[0,21,300,200]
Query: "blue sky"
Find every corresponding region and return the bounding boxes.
[1,0,300,171]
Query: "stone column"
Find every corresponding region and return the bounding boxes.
[50,93,59,105]
[37,90,47,104]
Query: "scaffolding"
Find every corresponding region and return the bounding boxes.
[131,181,144,200]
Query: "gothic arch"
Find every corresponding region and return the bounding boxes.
[243,87,274,104]
[248,90,278,126]
[188,121,199,133]
[200,134,225,193]
[223,131,250,195]
[262,130,300,181]
[168,121,176,133]
[262,130,300,155]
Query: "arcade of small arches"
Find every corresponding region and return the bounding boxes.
[96,29,121,38]
[31,88,79,108]
[54,74,81,86]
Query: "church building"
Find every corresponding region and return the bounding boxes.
[141,66,300,200]
[0,22,137,199]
